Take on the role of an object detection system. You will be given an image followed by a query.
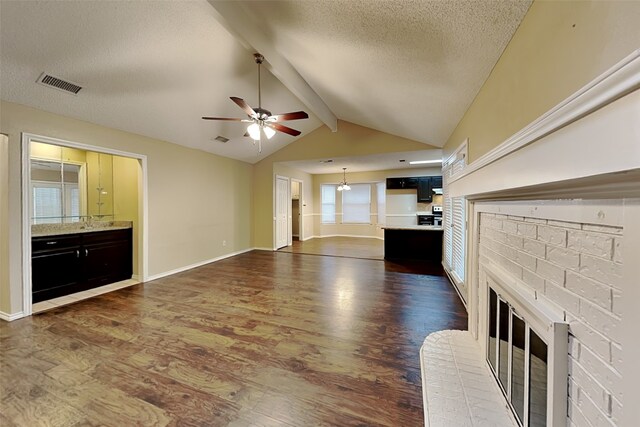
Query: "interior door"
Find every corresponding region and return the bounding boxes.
[275,176,289,249]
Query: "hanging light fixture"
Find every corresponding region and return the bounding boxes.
[337,167,351,191]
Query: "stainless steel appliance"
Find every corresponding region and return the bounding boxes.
[432,205,443,226]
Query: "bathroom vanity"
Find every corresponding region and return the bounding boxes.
[31,223,133,302]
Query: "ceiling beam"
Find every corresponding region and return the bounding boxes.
[207,1,338,132]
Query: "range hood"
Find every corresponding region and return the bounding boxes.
[432,188,443,195]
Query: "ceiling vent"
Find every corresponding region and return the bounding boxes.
[36,73,82,95]
[214,136,229,143]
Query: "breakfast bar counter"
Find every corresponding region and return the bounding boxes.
[381,225,443,261]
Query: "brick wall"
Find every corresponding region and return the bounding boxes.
[479,213,623,427]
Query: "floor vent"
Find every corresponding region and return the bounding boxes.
[36,73,82,95]
[214,136,229,143]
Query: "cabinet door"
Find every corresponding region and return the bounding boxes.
[431,176,443,188]
[83,239,133,290]
[32,248,82,302]
[417,178,432,203]
[386,178,402,189]
[404,178,419,189]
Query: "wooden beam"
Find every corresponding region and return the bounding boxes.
[207,1,338,132]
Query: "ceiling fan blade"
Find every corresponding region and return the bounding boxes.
[201,117,244,121]
[269,123,301,137]
[270,111,309,122]
[230,97,257,118]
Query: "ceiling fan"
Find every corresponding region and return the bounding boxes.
[202,53,309,153]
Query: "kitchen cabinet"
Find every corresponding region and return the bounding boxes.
[386,177,418,189]
[32,228,132,302]
[417,178,432,203]
[431,176,443,189]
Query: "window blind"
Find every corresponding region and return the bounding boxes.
[321,184,336,223]
[342,184,371,224]
[442,143,467,300]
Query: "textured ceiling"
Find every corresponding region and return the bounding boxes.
[1,0,532,163]
[0,1,322,163]
[240,0,532,147]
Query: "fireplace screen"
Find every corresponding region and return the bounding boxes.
[488,287,548,427]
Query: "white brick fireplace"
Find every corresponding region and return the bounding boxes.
[444,50,640,426]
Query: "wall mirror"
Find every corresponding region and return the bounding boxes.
[30,141,115,224]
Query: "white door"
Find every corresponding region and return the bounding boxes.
[275,176,289,249]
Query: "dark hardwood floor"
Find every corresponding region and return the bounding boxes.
[1,250,467,426]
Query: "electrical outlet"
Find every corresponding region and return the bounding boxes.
[222,240,227,247]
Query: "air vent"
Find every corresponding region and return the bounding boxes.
[36,73,82,95]
[214,135,229,143]
[319,159,333,163]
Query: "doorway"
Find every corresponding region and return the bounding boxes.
[291,179,303,243]
[21,133,148,316]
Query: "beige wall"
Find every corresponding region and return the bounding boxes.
[0,135,9,313]
[444,0,640,162]
[312,167,441,238]
[0,101,253,316]
[254,120,437,248]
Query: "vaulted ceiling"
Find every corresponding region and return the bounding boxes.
[0,0,531,164]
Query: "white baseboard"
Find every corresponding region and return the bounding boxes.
[145,248,255,282]
[0,310,25,322]
[314,234,384,240]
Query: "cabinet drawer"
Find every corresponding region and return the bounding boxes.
[83,229,131,244]
[32,234,81,253]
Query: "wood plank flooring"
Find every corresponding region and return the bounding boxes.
[1,250,467,426]
[278,237,384,260]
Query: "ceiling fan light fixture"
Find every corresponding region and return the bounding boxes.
[263,126,276,139]
[247,122,260,140]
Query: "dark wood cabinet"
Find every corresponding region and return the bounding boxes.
[387,175,443,202]
[32,228,132,302]
[386,177,418,189]
[417,178,432,203]
[384,228,443,261]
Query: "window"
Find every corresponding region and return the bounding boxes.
[321,184,336,223]
[443,141,467,298]
[342,184,371,224]
[376,182,386,225]
[33,182,62,224]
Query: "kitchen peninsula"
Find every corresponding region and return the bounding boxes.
[381,225,443,261]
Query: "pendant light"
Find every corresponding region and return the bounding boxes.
[337,167,351,191]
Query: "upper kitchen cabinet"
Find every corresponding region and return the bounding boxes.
[386,177,419,189]
[417,178,432,203]
[431,176,443,189]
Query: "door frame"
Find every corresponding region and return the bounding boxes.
[21,133,148,317]
[273,174,290,250]
[290,178,303,244]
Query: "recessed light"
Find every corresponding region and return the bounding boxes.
[409,160,442,165]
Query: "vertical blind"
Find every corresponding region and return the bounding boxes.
[321,184,336,223]
[342,184,371,223]
[442,144,467,300]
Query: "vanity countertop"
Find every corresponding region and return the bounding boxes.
[32,221,133,237]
